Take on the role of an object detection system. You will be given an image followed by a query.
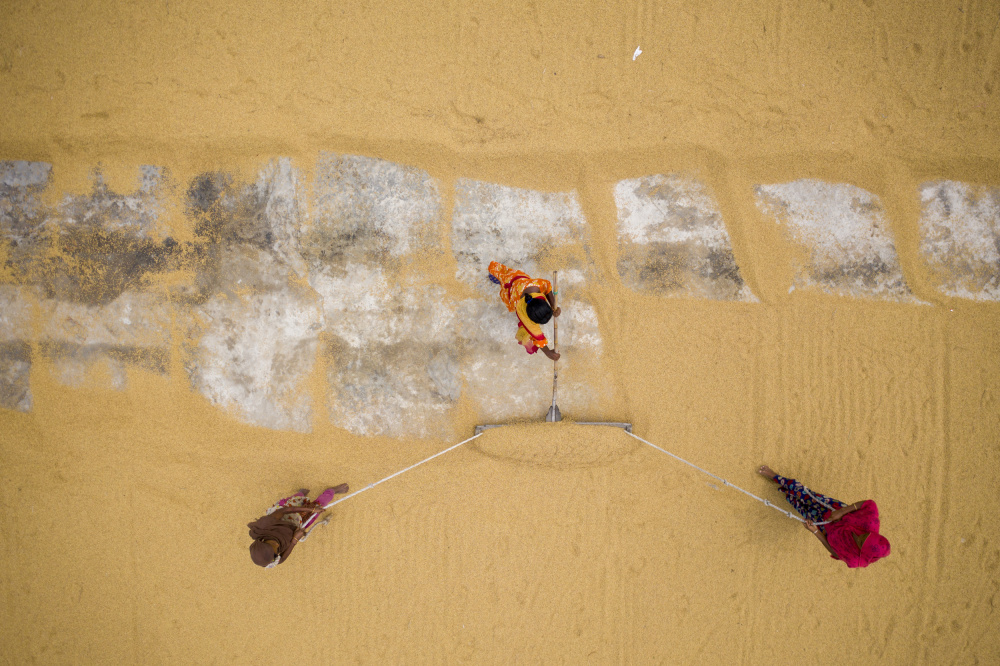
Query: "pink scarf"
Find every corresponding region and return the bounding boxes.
[824,500,891,568]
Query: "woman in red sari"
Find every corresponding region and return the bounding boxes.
[758,465,891,568]
[487,261,561,361]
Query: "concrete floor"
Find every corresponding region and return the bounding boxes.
[1,158,997,435]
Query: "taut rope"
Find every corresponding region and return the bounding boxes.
[311,428,831,526]
[321,432,484,509]
[623,431,832,525]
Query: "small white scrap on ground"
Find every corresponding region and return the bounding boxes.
[633,46,642,60]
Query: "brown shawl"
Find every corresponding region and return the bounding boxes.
[247,511,296,567]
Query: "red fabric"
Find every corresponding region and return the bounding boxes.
[516,319,546,342]
[823,500,890,568]
[504,274,528,290]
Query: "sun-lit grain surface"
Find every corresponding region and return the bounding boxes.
[1,0,998,663]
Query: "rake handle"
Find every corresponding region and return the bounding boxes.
[551,271,558,405]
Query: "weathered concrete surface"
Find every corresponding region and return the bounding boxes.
[8,155,974,433]
[0,286,35,341]
[0,285,36,412]
[615,175,756,301]
[755,180,912,300]
[39,292,172,389]
[0,161,51,272]
[38,167,175,304]
[42,168,177,389]
[452,179,588,288]
[307,153,441,263]
[0,163,49,411]
[303,155,455,438]
[300,170,611,434]
[188,283,320,432]
[184,159,321,433]
[299,168,609,436]
[919,181,1000,301]
[456,273,605,423]
[452,181,608,423]
[0,342,31,412]
[1,162,618,427]
[0,159,321,423]
[1,162,179,394]
[317,274,461,438]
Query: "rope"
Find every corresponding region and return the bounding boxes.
[321,432,484,509]
[311,426,834,527]
[623,431,831,525]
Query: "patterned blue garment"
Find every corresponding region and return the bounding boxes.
[774,475,846,527]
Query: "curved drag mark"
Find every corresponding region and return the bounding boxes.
[469,422,640,469]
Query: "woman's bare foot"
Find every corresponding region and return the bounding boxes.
[332,483,349,494]
[757,465,778,481]
[298,488,310,496]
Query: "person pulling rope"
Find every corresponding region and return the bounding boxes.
[624,431,890,568]
[247,433,484,569]
[248,427,888,569]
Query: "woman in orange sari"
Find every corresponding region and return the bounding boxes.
[488,261,561,361]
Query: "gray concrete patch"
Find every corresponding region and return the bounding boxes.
[1,162,52,292]
[185,159,321,433]
[39,291,173,390]
[39,167,177,305]
[0,285,35,341]
[316,275,463,438]
[41,169,177,387]
[0,341,31,412]
[0,157,614,431]
[0,160,51,189]
[455,285,606,423]
[0,286,36,412]
[187,283,321,432]
[754,179,912,300]
[302,153,441,267]
[324,331,461,438]
[615,175,756,301]
[451,179,588,289]
[450,180,608,423]
[0,160,51,243]
[0,165,181,395]
[456,298,553,421]
[307,173,610,434]
[918,181,1000,300]
[303,156,457,437]
[185,160,308,301]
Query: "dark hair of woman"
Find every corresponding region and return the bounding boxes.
[525,296,553,324]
